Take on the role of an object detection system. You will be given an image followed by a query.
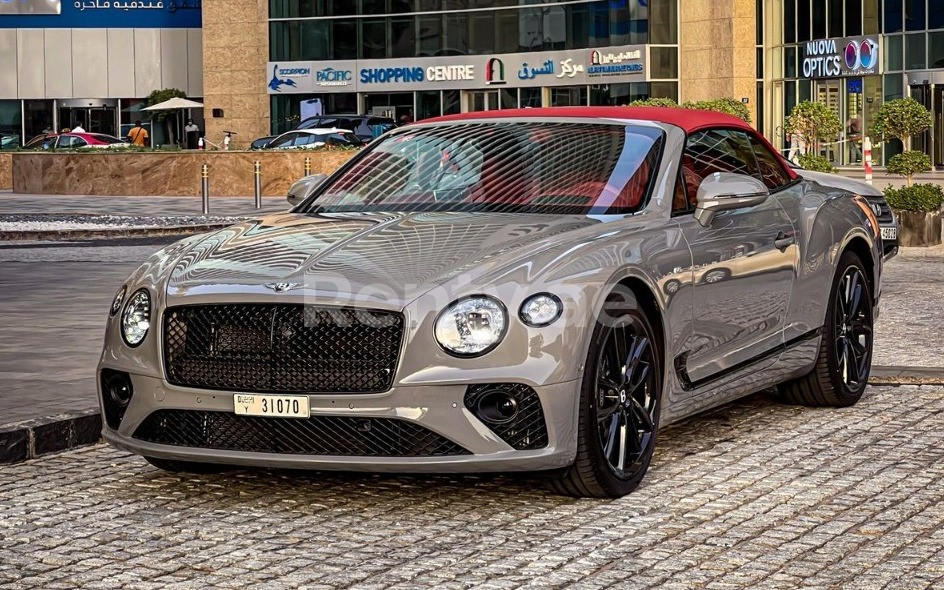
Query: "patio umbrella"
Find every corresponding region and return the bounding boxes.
[142,98,204,146]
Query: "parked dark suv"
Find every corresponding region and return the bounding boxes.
[252,115,396,149]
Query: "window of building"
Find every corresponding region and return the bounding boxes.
[864,0,882,33]
[904,33,926,69]
[650,82,678,102]
[650,47,678,79]
[931,1,944,30]
[361,18,387,59]
[784,0,796,43]
[417,15,442,56]
[827,0,843,37]
[846,0,863,36]
[884,0,903,33]
[650,0,678,44]
[885,34,903,70]
[550,87,588,107]
[812,1,826,39]
[785,46,797,78]
[905,0,925,31]
[930,32,944,69]
[391,17,414,57]
[797,0,810,42]
[0,100,22,149]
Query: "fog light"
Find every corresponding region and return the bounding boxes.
[100,369,134,430]
[476,389,519,424]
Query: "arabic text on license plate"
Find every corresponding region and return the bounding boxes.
[234,394,310,418]
[881,227,897,240]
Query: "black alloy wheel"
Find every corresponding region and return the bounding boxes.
[552,291,662,498]
[779,251,874,407]
[834,265,873,391]
[595,317,658,479]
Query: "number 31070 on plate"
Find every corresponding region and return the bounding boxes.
[234,394,310,418]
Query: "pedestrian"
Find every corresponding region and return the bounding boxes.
[71,122,86,134]
[60,127,71,134]
[847,113,863,163]
[184,119,200,150]
[127,120,149,147]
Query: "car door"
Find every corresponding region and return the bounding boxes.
[675,128,798,387]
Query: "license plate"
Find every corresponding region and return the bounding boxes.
[881,227,898,240]
[234,394,310,418]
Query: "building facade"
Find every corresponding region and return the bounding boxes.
[3,0,943,168]
[0,0,203,146]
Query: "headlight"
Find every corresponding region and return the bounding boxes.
[110,286,126,316]
[121,289,151,347]
[434,296,507,356]
[519,293,563,327]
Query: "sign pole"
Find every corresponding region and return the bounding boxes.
[863,136,873,185]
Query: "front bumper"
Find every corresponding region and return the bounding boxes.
[99,370,580,473]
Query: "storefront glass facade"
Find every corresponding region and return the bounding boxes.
[766,0,944,166]
[268,0,679,133]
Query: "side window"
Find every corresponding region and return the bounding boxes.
[71,137,88,148]
[293,134,316,147]
[269,133,296,148]
[682,129,762,209]
[672,169,689,214]
[749,134,793,190]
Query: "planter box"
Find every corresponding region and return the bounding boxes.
[894,209,943,247]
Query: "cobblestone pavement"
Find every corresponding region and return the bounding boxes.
[872,245,944,368]
[1,385,942,589]
[0,239,940,428]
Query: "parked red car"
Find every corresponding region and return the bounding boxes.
[24,132,129,150]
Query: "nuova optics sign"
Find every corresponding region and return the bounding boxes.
[266,45,648,94]
[802,36,881,78]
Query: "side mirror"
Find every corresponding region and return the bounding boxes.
[287,173,329,207]
[694,172,770,227]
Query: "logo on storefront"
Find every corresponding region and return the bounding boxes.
[486,58,506,85]
[268,64,302,92]
[802,36,879,78]
[359,67,425,84]
[315,67,352,87]
[589,50,642,65]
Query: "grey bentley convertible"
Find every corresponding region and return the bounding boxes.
[100,107,883,497]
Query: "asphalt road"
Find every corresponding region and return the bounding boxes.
[0,239,941,428]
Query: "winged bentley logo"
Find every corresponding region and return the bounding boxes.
[264,282,300,293]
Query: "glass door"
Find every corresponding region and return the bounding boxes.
[934,86,943,167]
[815,79,841,166]
[844,78,864,165]
[464,91,499,112]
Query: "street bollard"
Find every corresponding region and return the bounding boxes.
[304,156,311,177]
[863,136,873,185]
[254,161,262,209]
[201,164,210,215]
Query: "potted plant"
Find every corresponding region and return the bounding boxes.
[785,101,842,163]
[883,183,943,247]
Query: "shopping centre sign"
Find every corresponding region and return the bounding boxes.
[266,44,647,94]
[801,36,880,78]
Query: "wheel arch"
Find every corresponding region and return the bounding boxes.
[840,235,876,295]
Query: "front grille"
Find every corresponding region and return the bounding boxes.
[133,409,471,457]
[465,384,549,450]
[163,304,404,393]
[865,196,894,224]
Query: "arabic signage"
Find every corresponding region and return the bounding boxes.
[266,44,647,94]
[801,36,880,78]
[0,0,200,27]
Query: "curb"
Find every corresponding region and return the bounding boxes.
[0,223,234,241]
[0,409,102,465]
[1,367,941,466]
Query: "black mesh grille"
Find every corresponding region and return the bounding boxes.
[864,196,894,224]
[163,304,404,393]
[133,410,471,457]
[465,384,548,450]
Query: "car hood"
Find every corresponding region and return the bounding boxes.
[796,169,883,197]
[165,211,600,308]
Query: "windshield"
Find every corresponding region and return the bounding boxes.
[301,121,663,215]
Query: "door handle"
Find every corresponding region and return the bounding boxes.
[774,231,795,252]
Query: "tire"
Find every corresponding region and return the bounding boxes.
[780,251,874,407]
[144,456,231,474]
[702,268,730,284]
[551,289,663,498]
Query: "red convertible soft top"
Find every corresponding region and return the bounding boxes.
[427,106,753,134]
[426,106,798,181]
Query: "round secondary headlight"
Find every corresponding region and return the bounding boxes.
[519,293,563,327]
[435,296,507,356]
[110,285,126,316]
[121,289,151,347]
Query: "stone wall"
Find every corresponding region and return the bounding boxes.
[679,0,757,126]
[0,153,11,190]
[201,0,270,150]
[12,150,356,197]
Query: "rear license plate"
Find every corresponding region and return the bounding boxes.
[881,227,898,240]
[234,394,310,418]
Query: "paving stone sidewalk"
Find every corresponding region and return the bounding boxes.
[0,192,288,218]
[0,384,942,589]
